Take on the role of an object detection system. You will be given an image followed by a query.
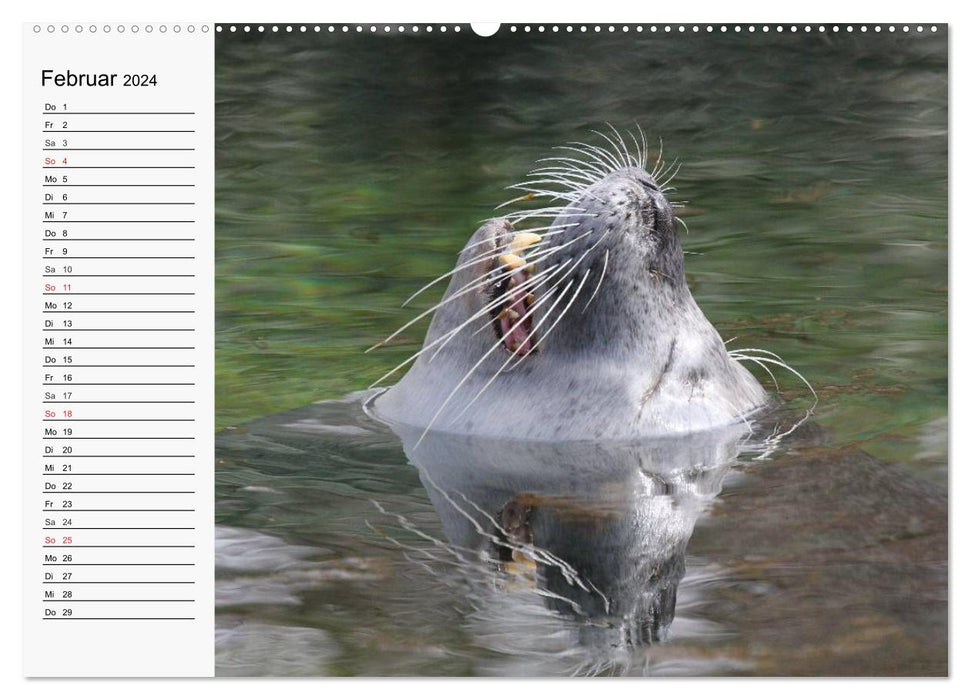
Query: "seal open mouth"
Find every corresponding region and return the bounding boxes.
[488,233,542,356]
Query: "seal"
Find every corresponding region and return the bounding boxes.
[369,129,776,440]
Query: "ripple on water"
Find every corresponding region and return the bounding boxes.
[216,620,338,676]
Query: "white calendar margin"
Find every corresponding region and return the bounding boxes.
[20,22,215,678]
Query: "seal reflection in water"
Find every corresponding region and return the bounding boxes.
[383,421,749,669]
[370,129,780,440]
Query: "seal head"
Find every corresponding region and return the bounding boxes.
[371,134,768,439]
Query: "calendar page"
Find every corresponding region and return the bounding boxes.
[17,8,954,685]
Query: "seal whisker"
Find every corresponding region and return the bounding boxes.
[753,408,816,458]
[400,245,519,308]
[594,126,630,168]
[369,263,570,387]
[530,164,600,183]
[368,500,478,560]
[656,162,678,186]
[508,269,592,375]
[526,170,596,187]
[658,159,682,188]
[425,273,563,366]
[604,123,633,166]
[560,143,620,173]
[546,158,608,188]
[430,256,568,331]
[726,346,786,361]
[728,351,818,405]
[502,209,587,222]
[503,228,612,373]
[530,270,590,344]
[516,173,591,189]
[500,207,587,222]
[508,176,587,189]
[591,137,628,172]
[427,260,573,358]
[652,136,665,178]
[674,216,690,236]
[370,248,567,358]
[611,123,639,169]
[581,249,610,313]
[530,163,593,177]
[569,140,625,172]
[446,489,606,601]
[492,192,538,209]
[504,209,586,224]
[529,172,596,187]
[426,479,606,604]
[732,355,780,391]
[416,289,561,443]
[540,154,610,178]
[564,142,611,174]
[655,156,678,181]
[540,152,609,170]
[497,187,588,208]
[636,123,649,169]
[450,280,577,421]
[626,128,644,171]
[437,276,563,358]
[502,187,578,203]
[512,177,592,193]
[707,393,755,437]
[400,232,557,309]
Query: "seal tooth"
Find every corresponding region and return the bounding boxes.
[525,293,536,305]
[511,549,535,567]
[510,232,542,253]
[499,253,527,269]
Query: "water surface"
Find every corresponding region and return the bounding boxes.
[214,28,947,676]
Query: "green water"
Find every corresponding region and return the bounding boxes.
[213,27,947,676]
[216,28,946,474]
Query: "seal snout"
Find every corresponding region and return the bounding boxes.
[539,167,683,294]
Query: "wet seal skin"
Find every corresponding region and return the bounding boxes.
[368,129,791,441]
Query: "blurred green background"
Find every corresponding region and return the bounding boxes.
[215,27,946,478]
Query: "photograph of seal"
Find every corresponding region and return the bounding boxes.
[370,129,803,440]
[213,26,946,676]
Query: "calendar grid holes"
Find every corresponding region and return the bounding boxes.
[190,24,942,37]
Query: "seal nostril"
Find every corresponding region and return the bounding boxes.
[636,173,660,193]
